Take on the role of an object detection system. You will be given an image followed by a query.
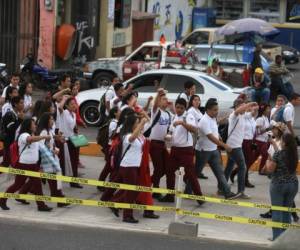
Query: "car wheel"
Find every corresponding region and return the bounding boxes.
[93,72,113,88]
[80,101,101,126]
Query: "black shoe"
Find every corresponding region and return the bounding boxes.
[70,183,83,189]
[57,203,70,208]
[110,207,119,218]
[123,217,139,223]
[225,192,239,200]
[198,173,208,179]
[0,203,10,210]
[152,193,162,200]
[245,182,255,188]
[260,211,272,219]
[38,206,53,212]
[159,195,175,203]
[143,211,160,219]
[97,186,105,192]
[15,199,30,205]
[197,200,205,206]
[292,213,299,222]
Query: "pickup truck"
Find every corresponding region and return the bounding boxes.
[84,41,174,88]
[181,27,282,61]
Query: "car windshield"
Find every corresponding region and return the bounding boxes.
[199,75,233,91]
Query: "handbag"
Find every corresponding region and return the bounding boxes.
[69,134,89,148]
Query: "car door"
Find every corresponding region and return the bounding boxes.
[163,74,205,106]
[123,46,162,81]
[125,73,164,108]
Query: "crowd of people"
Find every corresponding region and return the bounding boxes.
[0,67,299,240]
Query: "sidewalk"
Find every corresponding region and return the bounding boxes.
[0,155,299,246]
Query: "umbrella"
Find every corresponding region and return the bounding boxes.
[216,18,279,36]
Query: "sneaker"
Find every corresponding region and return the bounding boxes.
[239,192,251,199]
[225,192,241,200]
[245,182,255,188]
[152,193,162,200]
[159,195,175,203]
[123,217,139,223]
[260,210,272,219]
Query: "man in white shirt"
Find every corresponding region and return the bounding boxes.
[159,98,204,206]
[283,93,300,137]
[224,99,258,199]
[147,88,171,199]
[177,81,196,105]
[197,98,237,199]
[0,73,20,105]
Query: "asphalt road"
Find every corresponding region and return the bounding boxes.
[0,218,268,250]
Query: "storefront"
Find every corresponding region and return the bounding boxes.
[207,0,300,50]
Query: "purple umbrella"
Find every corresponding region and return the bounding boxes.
[216,18,279,36]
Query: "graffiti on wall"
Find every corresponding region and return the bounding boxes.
[75,21,95,55]
[149,0,203,41]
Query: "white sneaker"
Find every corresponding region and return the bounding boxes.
[239,192,251,199]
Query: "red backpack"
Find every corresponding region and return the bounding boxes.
[10,141,28,168]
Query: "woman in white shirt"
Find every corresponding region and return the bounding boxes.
[37,113,69,208]
[110,113,148,223]
[1,86,18,116]
[0,118,52,212]
[270,95,287,122]
[58,96,81,188]
[19,82,33,116]
[254,104,272,175]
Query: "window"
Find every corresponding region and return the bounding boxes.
[200,76,232,91]
[213,0,244,20]
[287,0,300,23]
[249,0,280,22]
[183,31,209,45]
[164,75,204,94]
[130,46,162,62]
[114,0,131,28]
[127,74,164,93]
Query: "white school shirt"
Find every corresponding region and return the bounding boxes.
[197,113,219,151]
[244,112,256,140]
[18,133,39,164]
[187,107,203,127]
[24,94,32,112]
[1,102,13,116]
[108,119,118,145]
[283,102,295,132]
[226,112,246,149]
[149,108,171,141]
[178,92,190,103]
[120,134,144,167]
[110,96,122,110]
[105,86,116,116]
[59,109,76,138]
[39,129,55,149]
[255,116,270,142]
[170,112,195,148]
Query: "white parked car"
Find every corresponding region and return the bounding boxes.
[77,69,248,126]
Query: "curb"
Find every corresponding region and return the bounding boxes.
[79,142,300,174]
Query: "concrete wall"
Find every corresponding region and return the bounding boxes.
[38,0,56,69]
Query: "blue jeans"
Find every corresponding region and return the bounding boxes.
[250,88,270,103]
[224,148,246,193]
[193,150,231,196]
[270,180,299,240]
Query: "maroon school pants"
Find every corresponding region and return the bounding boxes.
[254,140,269,171]
[166,147,202,196]
[98,146,111,181]
[0,163,47,208]
[149,140,170,188]
[111,167,139,219]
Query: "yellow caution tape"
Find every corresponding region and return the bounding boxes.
[0,191,299,230]
[177,209,300,230]
[0,166,299,213]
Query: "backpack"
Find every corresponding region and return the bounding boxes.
[9,141,28,168]
[96,119,111,150]
[98,92,108,126]
[274,106,286,123]
[143,110,171,138]
[109,134,131,170]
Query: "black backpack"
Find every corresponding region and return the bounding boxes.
[96,119,111,150]
[98,92,108,126]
